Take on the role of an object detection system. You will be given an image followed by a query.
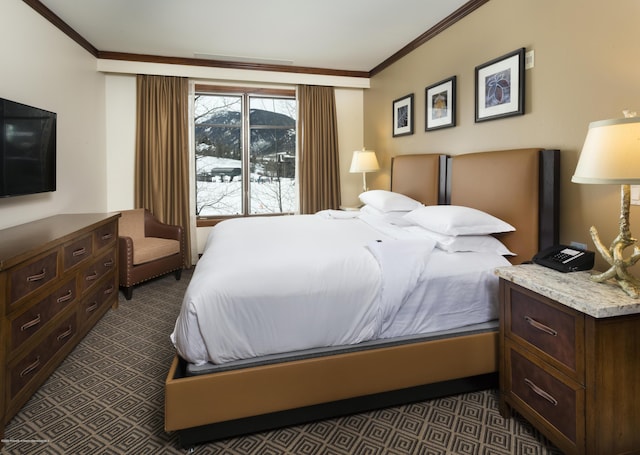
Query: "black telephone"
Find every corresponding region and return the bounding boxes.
[532,244,595,273]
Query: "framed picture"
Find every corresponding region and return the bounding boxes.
[425,76,456,131]
[392,93,414,137]
[475,48,525,122]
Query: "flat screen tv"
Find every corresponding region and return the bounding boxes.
[0,97,56,197]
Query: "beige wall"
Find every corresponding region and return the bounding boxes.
[0,1,107,229]
[364,0,640,270]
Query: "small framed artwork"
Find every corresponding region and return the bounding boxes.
[425,76,456,131]
[475,48,525,122]
[392,93,414,137]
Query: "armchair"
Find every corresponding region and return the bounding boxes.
[118,208,185,300]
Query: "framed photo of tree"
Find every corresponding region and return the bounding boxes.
[475,48,525,122]
[425,76,456,131]
[392,93,414,137]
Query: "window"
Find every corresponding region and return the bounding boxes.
[194,86,297,218]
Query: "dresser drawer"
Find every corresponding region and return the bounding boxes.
[63,235,93,270]
[506,344,584,447]
[80,277,116,325]
[10,278,77,352]
[9,314,77,400]
[80,251,116,293]
[9,251,59,307]
[506,284,584,378]
[94,221,117,251]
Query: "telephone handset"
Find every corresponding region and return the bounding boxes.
[532,244,595,273]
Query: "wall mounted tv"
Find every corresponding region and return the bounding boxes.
[0,97,56,197]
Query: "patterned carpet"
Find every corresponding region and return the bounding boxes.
[2,269,562,455]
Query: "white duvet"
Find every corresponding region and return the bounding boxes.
[171,212,510,365]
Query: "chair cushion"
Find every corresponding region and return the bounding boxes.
[132,237,180,265]
[119,209,145,239]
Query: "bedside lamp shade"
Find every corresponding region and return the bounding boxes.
[350,149,379,192]
[572,118,640,184]
[571,116,640,297]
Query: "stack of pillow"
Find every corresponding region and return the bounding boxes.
[358,190,515,256]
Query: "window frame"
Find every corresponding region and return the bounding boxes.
[194,85,296,226]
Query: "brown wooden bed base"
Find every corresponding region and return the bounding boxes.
[165,148,560,447]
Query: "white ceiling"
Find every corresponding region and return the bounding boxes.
[38,0,470,73]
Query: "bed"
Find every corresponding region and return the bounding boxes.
[165,148,560,447]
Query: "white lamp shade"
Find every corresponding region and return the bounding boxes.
[572,117,640,184]
[349,149,380,173]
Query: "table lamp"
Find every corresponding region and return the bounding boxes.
[350,148,380,192]
[571,114,640,297]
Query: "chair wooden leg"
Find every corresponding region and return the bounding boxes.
[175,268,182,281]
[123,286,133,300]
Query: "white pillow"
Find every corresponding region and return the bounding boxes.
[425,230,515,255]
[360,204,417,226]
[404,205,515,236]
[358,190,423,213]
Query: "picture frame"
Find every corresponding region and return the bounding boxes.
[425,76,456,131]
[392,93,414,137]
[475,48,525,122]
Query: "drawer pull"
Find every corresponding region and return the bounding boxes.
[524,316,558,336]
[57,290,73,304]
[20,357,41,377]
[86,302,98,313]
[104,285,114,295]
[524,378,558,406]
[104,259,114,268]
[72,247,87,257]
[21,314,41,331]
[26,268,46,282]
[102,233,113,240]
[85,271,99,281]
[57,326,73,341]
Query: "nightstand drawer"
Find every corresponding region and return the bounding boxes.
[506,283,584,378]
[507,344,584,446]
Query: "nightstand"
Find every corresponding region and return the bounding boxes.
[495,264,640,455]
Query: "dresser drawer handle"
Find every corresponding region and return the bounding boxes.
[524,316,558,336]
[86,302,98,313]
[85,271,99,281]
[104,259,114,268]
[72,247,87,257]
[104,285,114,295]
[20,357,41,377]
[101,233,113,240]
[21,314,41,331]
[57,290,73,304]
[524,378,558,406]
[57,326,73,341]
[26,268,46,282]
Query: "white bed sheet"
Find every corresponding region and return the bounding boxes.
[171,212,510,365]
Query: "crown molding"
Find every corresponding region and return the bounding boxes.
[23,0,489,79]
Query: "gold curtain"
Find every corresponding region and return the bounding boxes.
[298,85,341,214]
[135,75,191,267]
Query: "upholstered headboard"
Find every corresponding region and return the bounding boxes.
[391,149,560,264]
[390,154,446,205]
[448,148,559,263]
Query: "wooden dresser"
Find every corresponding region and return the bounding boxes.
[0,213,119,441]
[496,264,640,455]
